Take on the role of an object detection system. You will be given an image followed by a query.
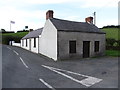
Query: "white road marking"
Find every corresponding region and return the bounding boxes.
[42,65,102,87]
[13,50,19,55]
[43,65,89,78]
[80,77,102,87]
[39,78,55,90]
[7,47,11,50]
[19,57,29,68]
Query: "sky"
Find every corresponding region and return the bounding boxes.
[0,0,119,32]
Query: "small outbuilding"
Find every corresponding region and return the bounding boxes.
[21,10,106,61]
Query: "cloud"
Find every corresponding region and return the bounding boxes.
[97,19,118,28]
[0,0,118,32]
[64,16,82,22]
[0,6,46,31]
[80,0,119,8]
[1,0,119,8]
[24,0,71,4]
[23,0,119,8]
[1,0,75,5]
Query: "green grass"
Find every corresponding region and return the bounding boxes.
[106,50,120,57]
[101,28,119,40]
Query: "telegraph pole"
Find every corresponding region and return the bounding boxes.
[93,12,96,25]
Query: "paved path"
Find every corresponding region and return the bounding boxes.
[2,45,118,88]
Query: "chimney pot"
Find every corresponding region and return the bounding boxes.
[85,17,93,24]
[46,10,54,20]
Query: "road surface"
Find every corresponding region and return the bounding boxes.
[2,45,118,88]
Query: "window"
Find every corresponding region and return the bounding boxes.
[94,41,99,52]
[34,38,36,47]
[69,41,76,53]
[26,39,27,47]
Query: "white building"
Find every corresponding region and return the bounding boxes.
[21,28,43,53]
[21,10,106,61]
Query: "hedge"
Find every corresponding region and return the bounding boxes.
[106,38,120,50]
[2,35,22,45]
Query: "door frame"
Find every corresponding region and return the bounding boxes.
[83,41,90,58]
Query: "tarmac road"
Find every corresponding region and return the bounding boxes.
[2,44,118,88]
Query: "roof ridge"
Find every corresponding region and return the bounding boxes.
[51,18,84,23]
[22,27,43,39]
[49,18,105,34]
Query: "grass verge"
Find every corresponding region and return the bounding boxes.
[106,50,120,57]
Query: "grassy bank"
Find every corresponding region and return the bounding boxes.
[106,50,120,57]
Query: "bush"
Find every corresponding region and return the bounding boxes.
[106,38,116,46]
[2,31,15,33]
[17,30,29,33]
[102,25,119,29]
[2,35,14,45]
[106,39,120,50]
[2,35,22,45]
[116,40,120,46]
[0,29,6,33]
[13,36,22,43]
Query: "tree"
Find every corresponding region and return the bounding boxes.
[0,29,6,33]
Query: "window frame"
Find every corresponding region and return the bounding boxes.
[94,41,99,52]
[34,38,36,48]
[26,39,27,47]
[69,40,76,54]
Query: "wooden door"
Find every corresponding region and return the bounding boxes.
[83,41,90,58]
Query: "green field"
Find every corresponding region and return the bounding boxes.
[101,28,119,40]
[1,28,119,40]
[1,27,119,45]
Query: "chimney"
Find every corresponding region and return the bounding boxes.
[46,10,54,20]
[85,17,93,24]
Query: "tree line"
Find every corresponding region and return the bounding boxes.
[100,25,119,29]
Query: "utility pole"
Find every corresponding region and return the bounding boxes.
[93,12,96,25]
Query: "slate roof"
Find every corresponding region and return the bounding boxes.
[50,18,105,34]
[22,28,43,39]
[22,18,105,40]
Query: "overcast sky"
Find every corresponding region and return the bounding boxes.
[0,0,119,32]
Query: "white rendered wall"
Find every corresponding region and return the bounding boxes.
[30,38,39,53]
[39,19,57,61]
[12,42,21,47]
[21,39,29,50]
[21,38,39,53]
